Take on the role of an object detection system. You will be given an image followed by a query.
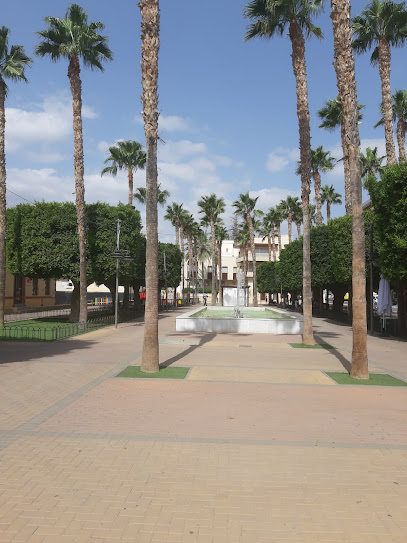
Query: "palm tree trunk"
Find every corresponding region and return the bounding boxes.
[326,201,331,222]
[272,224,277,262]
[289,20,314,345]
[247,212,257,307]
[378,38,397,165]
[218,240,223,306]
[188,232,193,301]
[210,217,216,305]
[277,221,282,257]
[331,0,368,378]
[140,0,160,373]
[175,220,179,247]
[267,234,272,261]
[0,83,6,326]
[128,169,134,206]
[396,116,405,161]
[68,53,87,325]
[341,124,352,215]
[314,170,323,226]
[296,223,301,238]
[288,212,292,243]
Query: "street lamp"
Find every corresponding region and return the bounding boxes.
[111,219,132,329]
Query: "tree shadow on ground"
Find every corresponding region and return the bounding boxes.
[161,332,224,367]
[314,333,351,373]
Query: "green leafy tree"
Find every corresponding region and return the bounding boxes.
[244,0,323,342]
[101,140,146,206]
[36,3,113,325]
[321,185,342,222]
[352,0,407,165]
[198,193,225,305]
[0,27,31,326]
[257,260,279,296]
[367,162,407,335]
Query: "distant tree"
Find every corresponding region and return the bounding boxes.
[352,0,407,164]
[164,202,184,247]
[134,184,169,207]
[321,185,342,222]
[360,146,386,186]
[36,3,113,324]
[101,140,146,206]
[215,222,228,305]
[158,243,182,291]
[374,89,407,161]
[0,27,31,326]
[280,196,301,243]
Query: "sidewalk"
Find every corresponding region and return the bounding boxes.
[0,308,406,542]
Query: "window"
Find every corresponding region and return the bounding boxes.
[207,266,212,280]
[233,267,237,281]
[45,278,50,296]
[32,278,38,296]
[222,266,228,281]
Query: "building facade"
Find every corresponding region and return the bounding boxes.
[5,271,56,311]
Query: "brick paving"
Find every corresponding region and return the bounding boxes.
[0,307,406,542]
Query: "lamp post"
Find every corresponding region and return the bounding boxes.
[111,219,132,329]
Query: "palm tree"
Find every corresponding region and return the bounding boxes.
[311,147,335,225]
[274,203,285,258]
[233,192,260,306]
[0,27,31,326]
[164,202,184,247]
[266,207,279,261]
[280,196,300,243]
[309,204,317,225]
[291,203,303,238]
[259,215,273,261]
[332,0,369,378]
[236,222,251,276]
[215,222,228,305]
[321,185,342,222]
[138,0,160,372]
[375,89,407,160]
[317,97,364,215]
[36,4,113,325]
[134,184,170,207]
[101,140,146,206]
[196,229,211,295]
[183,213,195,300]
[352,0,407,165]
[178,209,190,300]
[198,194,225,305]
[245,0,323,343]
[360,146,385,184]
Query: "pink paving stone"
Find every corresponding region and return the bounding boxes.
[36,380,407,445]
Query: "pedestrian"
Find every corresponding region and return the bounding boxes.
[203,293,208,307]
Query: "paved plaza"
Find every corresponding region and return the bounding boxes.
[0,308,407,542]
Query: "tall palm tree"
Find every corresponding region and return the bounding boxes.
[215,222,228,306]
[196,229,211,294]
[266,207,279,261]
[233,192,260,307]
[352,0,407,165]
[274,203,285,258]
[259,215,273,261]
[280,196,300,243]
[291,203,303,238]
[178,209,190,300]
[309,204,317,225]
[198,194,225,305]
[0,27,31,326]
[311,147,335,225]
[236,222,251,276]
[245,0,323,343]
[375,89,407,160]
[360,146,386,183]
[164,202,184,247]
[36,4,113,325]
[134,184,170,207]
[101,140,146,206]
[183,213,195,299]
[321,184,342,222]
[138,0,160,372]
[332,0,369,378]
[317,97,364,215]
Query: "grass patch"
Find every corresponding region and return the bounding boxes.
[117,366,189,379]
[327,372,407,386]
[290,343,336,350]
[0,317,112,341]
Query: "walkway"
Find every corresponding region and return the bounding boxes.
[0,308,406,542]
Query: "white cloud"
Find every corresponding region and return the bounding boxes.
[158,139,207,162]
[135,114,193,133]
[266,147,300,173]
[250,187,300,212]
[327,137,386,179]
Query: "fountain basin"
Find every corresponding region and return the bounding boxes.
[176,306,303,335]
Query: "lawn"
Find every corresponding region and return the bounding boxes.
[117,366,190,379]
[289,343,336,349]
[0,317,111,341]
[326,372,407,386]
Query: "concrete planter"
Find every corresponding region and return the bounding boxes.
[176,306,303,335]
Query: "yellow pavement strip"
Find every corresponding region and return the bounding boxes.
[187,366,335,385]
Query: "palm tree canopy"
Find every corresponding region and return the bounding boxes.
[352,0,407,64]
[360,147,386,178]
[296,146,335,175]
[244,0,324,41]
[232,192,259,217]
[101,140,146,177]
[164,202,184,226]
[317,96,364,130]
[36,3,113,69]
[374,88,407,126]
[321,184,342,205]
[280,195,300,215]
[198,193,225,222]
[134,184,170,206]
[0,26,31,95]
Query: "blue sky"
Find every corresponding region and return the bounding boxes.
[4,0,407,241]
